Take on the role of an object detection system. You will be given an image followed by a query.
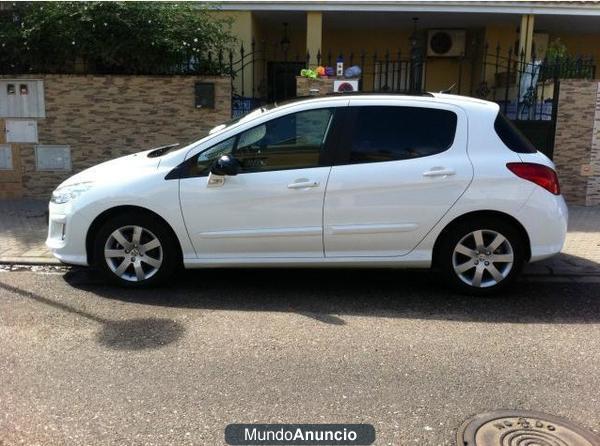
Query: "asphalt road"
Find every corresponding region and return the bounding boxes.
[1,268,599,445]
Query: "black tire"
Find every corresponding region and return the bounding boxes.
[435,217,526,296]
[93,212,180,288]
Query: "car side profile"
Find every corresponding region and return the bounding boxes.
[46,93,567,294]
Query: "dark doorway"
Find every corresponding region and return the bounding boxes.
[267,61,305,102]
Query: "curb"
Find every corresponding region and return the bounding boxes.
[0,259,599,280]
[0,257,62,266]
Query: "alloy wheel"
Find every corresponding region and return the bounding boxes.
[104,225,163,282]
[452,229,514,288]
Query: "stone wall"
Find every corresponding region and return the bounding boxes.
[296,77,336,97]
[0,75,231,198]
[553,80,600,206]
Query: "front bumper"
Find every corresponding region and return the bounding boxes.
[46,202,90,266]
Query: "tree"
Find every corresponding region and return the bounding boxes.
[0,2,235,74]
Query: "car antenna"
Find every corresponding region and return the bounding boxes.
[439,83,456,94]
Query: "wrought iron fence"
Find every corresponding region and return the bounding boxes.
[306,48,425,93]
[227,41,427,116]
[3,37,595,123]
[475,43,595,121]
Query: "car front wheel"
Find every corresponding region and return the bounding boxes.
[94,212,178,287]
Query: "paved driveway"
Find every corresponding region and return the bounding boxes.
[1,268,599,445]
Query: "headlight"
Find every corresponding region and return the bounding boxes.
[51,182,95,204]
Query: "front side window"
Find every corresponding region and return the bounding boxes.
[189,108,335,177]
[194,136,237,176]
[347,106,457,164]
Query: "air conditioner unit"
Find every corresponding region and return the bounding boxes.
[333,79,359,93]
[427,30,466,57]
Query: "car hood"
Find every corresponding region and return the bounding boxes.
[57,148,162,189]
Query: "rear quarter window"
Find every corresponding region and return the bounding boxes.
[494,112,537,153]
[346,106,458,164]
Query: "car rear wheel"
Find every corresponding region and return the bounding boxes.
[94,213,178,287]
[437,218,526,295]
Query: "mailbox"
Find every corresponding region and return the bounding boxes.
[0,79,45,118]
[194,82,215,109]
[35,145,71,171]
[5,119,38,143]
[0,144,12,170]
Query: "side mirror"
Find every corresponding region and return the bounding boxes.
[211,155,240,176]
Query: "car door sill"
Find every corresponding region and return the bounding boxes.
[183,256,431,268]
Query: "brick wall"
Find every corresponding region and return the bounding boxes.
[0,119,24,199]
[296,77,335,97]
[0,75,231,198]
[553,80,600,206]
[589,84,600,205]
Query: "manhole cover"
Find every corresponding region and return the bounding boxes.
[458,410,600,446]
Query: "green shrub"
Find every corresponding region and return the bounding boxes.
[0,2,235,74]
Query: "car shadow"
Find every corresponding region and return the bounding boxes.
[0,281,185,351]
[531,252,600,275]
[96,317,185,350]
[63,257,600,325]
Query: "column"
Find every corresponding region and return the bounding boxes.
[519,14,535,62]
[306,12,323,68]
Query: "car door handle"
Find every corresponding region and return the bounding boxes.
[423,168,456,177]
[288,180,320,189]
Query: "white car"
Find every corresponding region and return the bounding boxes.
[46,93,567,294]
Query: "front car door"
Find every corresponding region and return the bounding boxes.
[179,103,344,260]
[324,99,473,257]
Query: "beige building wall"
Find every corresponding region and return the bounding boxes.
[553,79,600,206]
[219,10,255,96]
[0,75,231,198]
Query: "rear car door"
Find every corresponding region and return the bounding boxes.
[323,99,473,257]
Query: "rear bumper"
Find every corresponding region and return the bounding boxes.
[518,188,568,262]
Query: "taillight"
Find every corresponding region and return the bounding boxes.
[506,162,560,195]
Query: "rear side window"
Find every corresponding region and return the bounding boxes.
[494,112,537,153]
[347,106,457,164]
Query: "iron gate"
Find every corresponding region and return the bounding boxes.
[475,44,595,159]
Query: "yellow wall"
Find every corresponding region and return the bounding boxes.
[212,10,254,95]
[551,33,600,75]
[214,10,600,99]
[426,58,473,94]
[484,24,518,57]
[481,24,518,87]
[251,15,308,96]
[321,27,473,94]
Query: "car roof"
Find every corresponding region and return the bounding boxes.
[270,92,498,114]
